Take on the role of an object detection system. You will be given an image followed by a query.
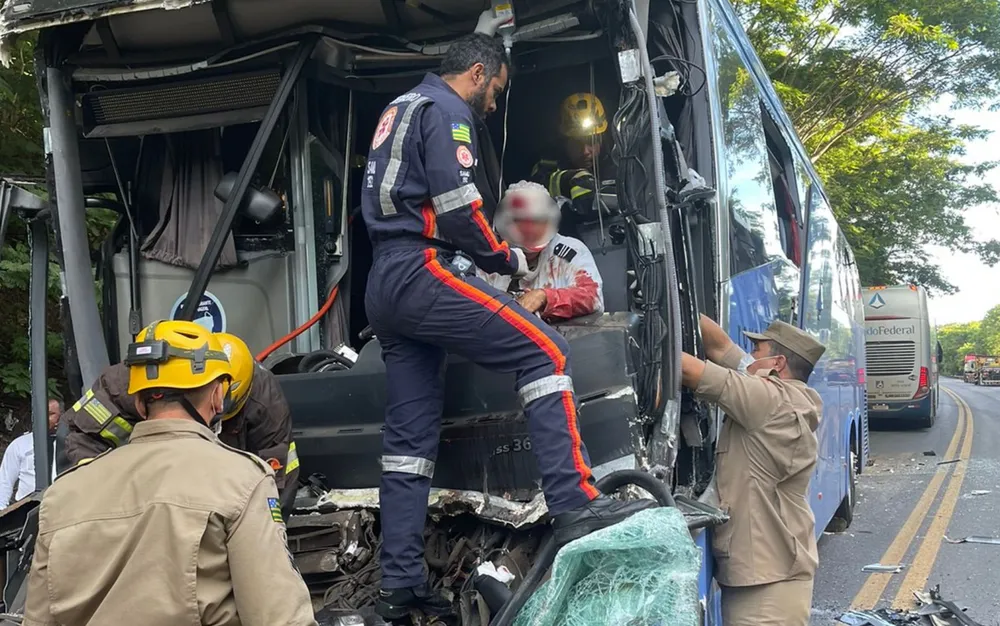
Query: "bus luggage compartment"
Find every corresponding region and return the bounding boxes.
[278,313,642,499]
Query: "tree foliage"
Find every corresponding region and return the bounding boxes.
[937,304,1000,375]
[734,0,1000,294]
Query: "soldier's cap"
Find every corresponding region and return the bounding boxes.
[744,320,826,368]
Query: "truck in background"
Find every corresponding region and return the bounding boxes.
[863,285,939,428]
[963,354,998,384]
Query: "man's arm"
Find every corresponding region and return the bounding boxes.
[227,476,318,626]
[700,314,737,364]
[683,354,781,432]
[0,439,24,507]
[243,370,298,507]
[540,242,604,321]
[23,523,57,625]
[423,106,526,277]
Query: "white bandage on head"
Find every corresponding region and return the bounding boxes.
[495,180,560,253]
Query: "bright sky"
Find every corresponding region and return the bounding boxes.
[924,97,1000,326]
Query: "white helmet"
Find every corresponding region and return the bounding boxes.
[495,181,560,253]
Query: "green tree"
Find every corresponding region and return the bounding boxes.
[977,304,1000,355]
[1,38,116,439]
[733,0,1000,293]
[937,321,983,375]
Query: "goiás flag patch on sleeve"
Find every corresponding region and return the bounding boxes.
[451,122,472,143]
[268,497,283,523]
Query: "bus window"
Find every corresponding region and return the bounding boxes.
[761,109,803,266]
[802,190,836,333]
[710,18,784,276]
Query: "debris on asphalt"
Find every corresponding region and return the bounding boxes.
[944,535,1000,545]
[968,490,991,496]
[923,450,937,456]
[862,563,906,573]
[839,586,985,625]
[937,459,962,466]
[837,609,909,625]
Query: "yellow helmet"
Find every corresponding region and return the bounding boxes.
[215,332,255,420]
[125,320,232,395]
[559,93,608,138]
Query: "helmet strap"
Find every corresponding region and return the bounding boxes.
[178,396,207,427]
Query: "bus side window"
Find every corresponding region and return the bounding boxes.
[712,21,785,276]
[761,107,803,267]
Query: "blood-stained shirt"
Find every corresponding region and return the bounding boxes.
[479,234,604,321]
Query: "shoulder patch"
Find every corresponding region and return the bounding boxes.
[268,497,283,523]
[456,145,474,168]
[372,106,398,150]
[553,242,578,263]
[451,122,472,143]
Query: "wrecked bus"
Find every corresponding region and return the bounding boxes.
[0,0,868,622]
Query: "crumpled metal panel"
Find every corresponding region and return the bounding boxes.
[315,487,552,529]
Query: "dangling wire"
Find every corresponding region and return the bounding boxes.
[499,77,513,198]
[589,62,608,252]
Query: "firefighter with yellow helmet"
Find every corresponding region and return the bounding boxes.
[531,92,615,209]
[24,320,317,625]
[62,330,300,512]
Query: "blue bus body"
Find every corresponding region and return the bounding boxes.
[692,0,868,618]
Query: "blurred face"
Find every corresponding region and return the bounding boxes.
[512,218,550,255]
[468,63,508,117]
[747,341,787,376]
[566,136,602,169]
[47,400,61,433]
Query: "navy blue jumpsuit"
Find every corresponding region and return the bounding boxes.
[362,73,601,589]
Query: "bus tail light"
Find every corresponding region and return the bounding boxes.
[914,366,930,399]
[857,368,866,384]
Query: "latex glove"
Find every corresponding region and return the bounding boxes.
[475,9,510,36]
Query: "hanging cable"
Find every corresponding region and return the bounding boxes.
[257,285,339,362]
[499,77,513,197]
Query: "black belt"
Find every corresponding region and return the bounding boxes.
[373,235,455,256]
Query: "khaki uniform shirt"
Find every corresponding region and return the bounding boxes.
[63,363,299,490]
[695,345,822,587]
[23,419,317,626]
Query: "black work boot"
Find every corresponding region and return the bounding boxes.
[375,584,452,620]
[551,495,658,546]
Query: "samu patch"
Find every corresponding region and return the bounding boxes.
[456,145,474,168]
[268,497,283,524]
[371,106,398,150]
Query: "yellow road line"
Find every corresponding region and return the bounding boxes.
[891,389,974,608]
[849,394,967,609]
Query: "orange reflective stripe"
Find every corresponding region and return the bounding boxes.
[470,207,510,261]
[421,200,437,239]
[423,249,597,498]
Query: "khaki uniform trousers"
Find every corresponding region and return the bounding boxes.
[721,579,813,626]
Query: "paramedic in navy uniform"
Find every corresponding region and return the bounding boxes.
[360,33,654,619]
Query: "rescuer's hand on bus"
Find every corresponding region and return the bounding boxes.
[518,289,548,314]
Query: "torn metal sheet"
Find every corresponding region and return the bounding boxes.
[862,563,906,573]
[944,535,1000,545]
[314,487,552,529]
[937,459,962,466]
